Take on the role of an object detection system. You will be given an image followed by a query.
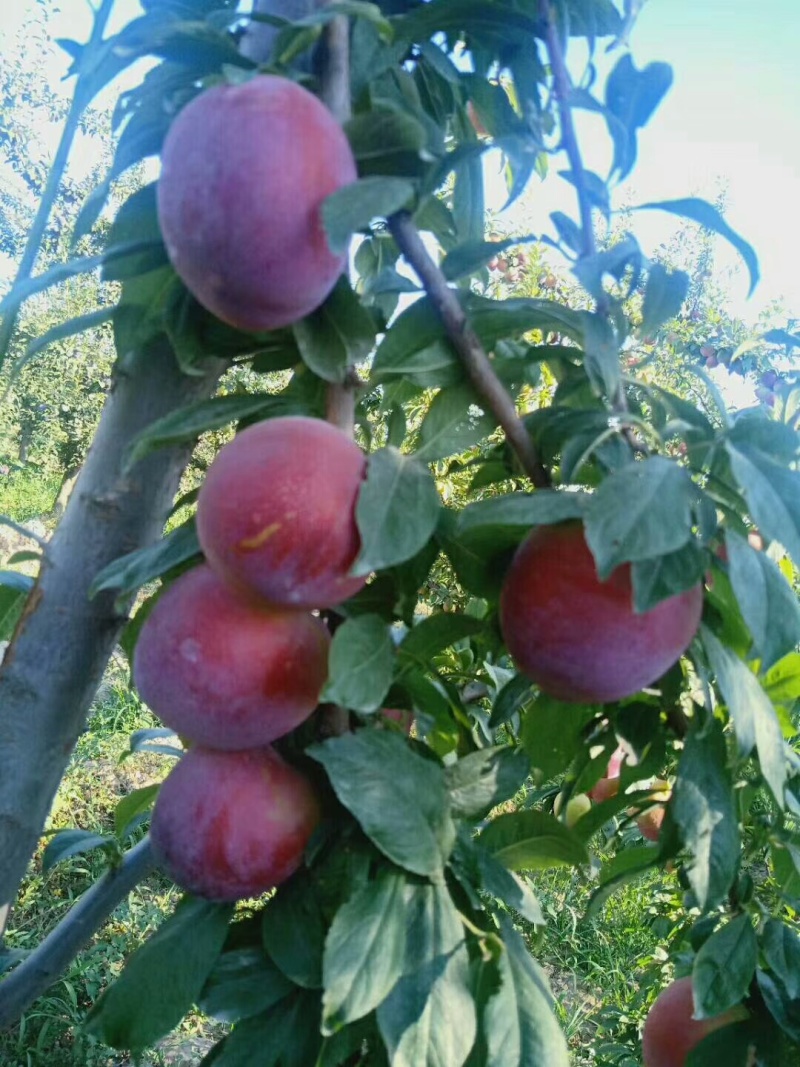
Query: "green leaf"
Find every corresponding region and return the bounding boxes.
[672,726,740,912]
[377,945,476,1067]
[764,652,800,708]
[322,870,409,1032]
[399,613,484,665]
[757,967,800,1043]
[89,521,201,599]
[0,583,28,641]
[485,918,570,1067]
[726,443,800,569]
[353,448,440,576]
[211,989,322,1067]
[685,1024,759,1067]
[584,457,698,577]
[124,394,285,471]
[726,531,800,669]
[586,845,661,917]
[308,731,456,880]
[345,107,430,177]
[631,540,707,611]
[477,810,589,872]
[489,674,535,729]
[640,264,690,335]
[762,919,800,1000]
[85,897,233,1052]
[605,55,673,181]
[702,626,786,807]
[444,747,530,820]
[321,615,394,713]
[693,915,757,1017]
[113,784,159,839]
[440,236,535,282]
[42,829,115,872]
[293,276,376,382]
[198,948,294,1024]
[0,570,34,594]
[520,696,598,781]
[634,197,759,296]
[322,177,416,255]
[21,307,115,363]
[262,871,326,989]
[415,384,497,462]
[474,850,545,926]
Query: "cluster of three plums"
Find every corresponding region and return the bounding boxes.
[135,416,369,902]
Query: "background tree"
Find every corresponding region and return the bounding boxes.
[0,1,798,1065]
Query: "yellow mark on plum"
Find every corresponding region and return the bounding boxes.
[239,522,281,550]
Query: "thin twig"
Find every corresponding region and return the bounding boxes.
[0,837,155,1029]
[389,213,551,489]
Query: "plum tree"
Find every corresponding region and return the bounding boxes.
[157,75,357,331]
[149,746,321,902]
[196,415,368,609]
[499,523,704,703]
[133,565,330,749]
[642,976,750,1067]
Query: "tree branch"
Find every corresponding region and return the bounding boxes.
[388,212,551,489]
[0,838,155,1029]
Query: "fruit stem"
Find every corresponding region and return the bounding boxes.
[388,212,552,489]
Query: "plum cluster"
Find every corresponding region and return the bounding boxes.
[135,416,367,901]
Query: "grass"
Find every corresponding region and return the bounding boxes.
[0,468,62,525]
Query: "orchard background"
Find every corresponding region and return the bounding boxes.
[0,0,798,1064]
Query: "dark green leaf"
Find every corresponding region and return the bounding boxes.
[124,394,284,471]
[399,613,484,664]
[757,968,800,1043]
[89,522,201,599]
[685,1023,759,1067]
[489,673,535,729]
[485,918,570,1067]
[477,810,589,871]
[415,384,497,462]
[321,615,394,713]
[702,626,786,807]
[42,829,115,872]
[634,197,759,296]
[322,870,409,1031]
[726,443,800,568]
[474,850,544,926]
[672,726,740,912]
[198,948,293,1023]
[345,107,430,177]
[377,945,476,1067]
[85,897,233,1052]
[726,530,800,669]
[605,55,673,181]
[322,178,416,255]
[0,570,34,594]
[762,920,800,1000]
[693,915,757,1017]
[640,264,690,335]
[584,456,697,577]
[308,731,456,880]
[440,237,535,282]
[262,871,326,989]
[631,540,707,611]
[520,696,598,781]
[445,747,530,820]
[113,785,159,839]
[586,846,661,917]
[211,989,322,1067]
[293,277,376,382]
[354,448,440,575]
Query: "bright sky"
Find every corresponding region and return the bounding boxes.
[1,0,798,326]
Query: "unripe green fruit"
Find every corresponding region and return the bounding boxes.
[499,523,703,703]
[197,416,368,609]
[150,746,321,902]
[157,75,357,331]
[133,565,330,750]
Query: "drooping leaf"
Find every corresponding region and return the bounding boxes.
[477,810,589,871]
[445,747,530,820]
[640,264,690,335]
[692,915,757,1018]
[321,615,394,713]
[634,197,759,296]
[415,384,497,462]
[322,177,417,255]
[354,448,441,575]
[308,731,456,880]
[702,626,786,807]
[262,871,326,989]
[672,726,740,912]
[89,521,201,599]
[726,443,800,569]
[42,829,115,872]
[762,919,800,1000]
[293,276,377,382]
[198,948,294,1024]
[399,613,484,665]
[85,897,233,1052]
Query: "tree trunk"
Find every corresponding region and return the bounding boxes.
[0,338,224,915]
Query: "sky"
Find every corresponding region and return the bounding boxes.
[1,0,798,327]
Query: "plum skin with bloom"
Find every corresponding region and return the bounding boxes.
[642,976,750,1067]
[156,75,357,331]
[499,523,704,704]
[196,416,368,610]
[150,746,321,902]
[133,564,330,750]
